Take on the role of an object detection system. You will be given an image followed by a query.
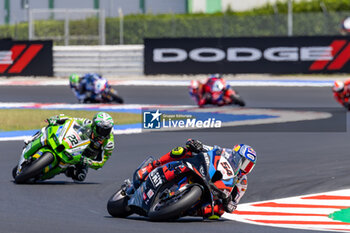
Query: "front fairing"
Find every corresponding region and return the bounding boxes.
[128,167,166,215]
[128,157,212,215]
[17,127,48,171]
[206,147,239,197]
[94,78,108,94]
[47,120,90,164]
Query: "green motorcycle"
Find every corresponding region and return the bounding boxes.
[12,119,91,184]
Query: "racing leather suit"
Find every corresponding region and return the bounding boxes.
[136,140,248,219]
[333,79,350,109]
[70,73,103,103]
[25,114,115,181]
[194,77,231,107]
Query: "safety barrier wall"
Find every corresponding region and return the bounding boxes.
[144,37,350,75]
[0,39,53,76]
[53,45,144,77]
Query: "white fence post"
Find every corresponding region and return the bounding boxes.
[118,8,124,45]
[99,9,106,45]
[28,9,33,40]
[287,0,293,36]
[64,10,70,45]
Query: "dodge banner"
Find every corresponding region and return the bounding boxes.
[0,39,53,76]
[144,36,350,74]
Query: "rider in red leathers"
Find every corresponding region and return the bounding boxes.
[332,80,350,109]
[190,74,238,107]
[135,139,257,219]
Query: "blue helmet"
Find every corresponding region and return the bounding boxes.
[232,144,257,175]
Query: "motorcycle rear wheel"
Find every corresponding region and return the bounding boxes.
[148,185,202,221]
[14,152,54,184]
[107,189,132,217]
[109,89,124,104]
[230,93,245,107]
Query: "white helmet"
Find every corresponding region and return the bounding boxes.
[333,80,344,93]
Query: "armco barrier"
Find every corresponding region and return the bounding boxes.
[53,45,143,77]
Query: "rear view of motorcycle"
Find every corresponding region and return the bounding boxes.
[107,146,240,221]
[226,87,245,107]
[93,78,124,104]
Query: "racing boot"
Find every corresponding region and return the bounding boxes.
[189,203,224,220]
[65,164,88,182]
[233,175,248,204]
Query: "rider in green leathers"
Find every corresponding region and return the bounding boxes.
[23,112,115,181]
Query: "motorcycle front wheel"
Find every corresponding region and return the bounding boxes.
[107,189,132,218]
[148,185,202,221]
[14,152,54,184]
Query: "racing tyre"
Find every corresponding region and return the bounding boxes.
[12,165,18,179]
[230,94,245,107]
[14,152,54,184]
[148,185,202,221]
[107,189,132,217]
[109,89,124,104]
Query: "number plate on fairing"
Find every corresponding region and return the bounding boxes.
[64,129,81,148]
[217,156,235,179]
[61,122,90,149]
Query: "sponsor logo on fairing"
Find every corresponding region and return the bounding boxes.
[149,171,162,188]
[147,189,154,199]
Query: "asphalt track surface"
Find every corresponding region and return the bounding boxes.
[1,85,350,233]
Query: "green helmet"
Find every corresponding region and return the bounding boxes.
[92,112,114,138]
[69,74,80,85]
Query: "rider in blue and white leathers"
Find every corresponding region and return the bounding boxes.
[69,73,104,103]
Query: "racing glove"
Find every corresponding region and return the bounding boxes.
[46,114,68,126]
[136,160,160,181]
[186,139,204,153]
[82,138,103,160]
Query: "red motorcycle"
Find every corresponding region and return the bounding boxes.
[189,78,245,107]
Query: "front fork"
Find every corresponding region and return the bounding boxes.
[16,127,59,178]
[17,129,44,174]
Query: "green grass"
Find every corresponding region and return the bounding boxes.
[0,109,141,131]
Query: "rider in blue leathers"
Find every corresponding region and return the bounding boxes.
[69,73,104,103]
